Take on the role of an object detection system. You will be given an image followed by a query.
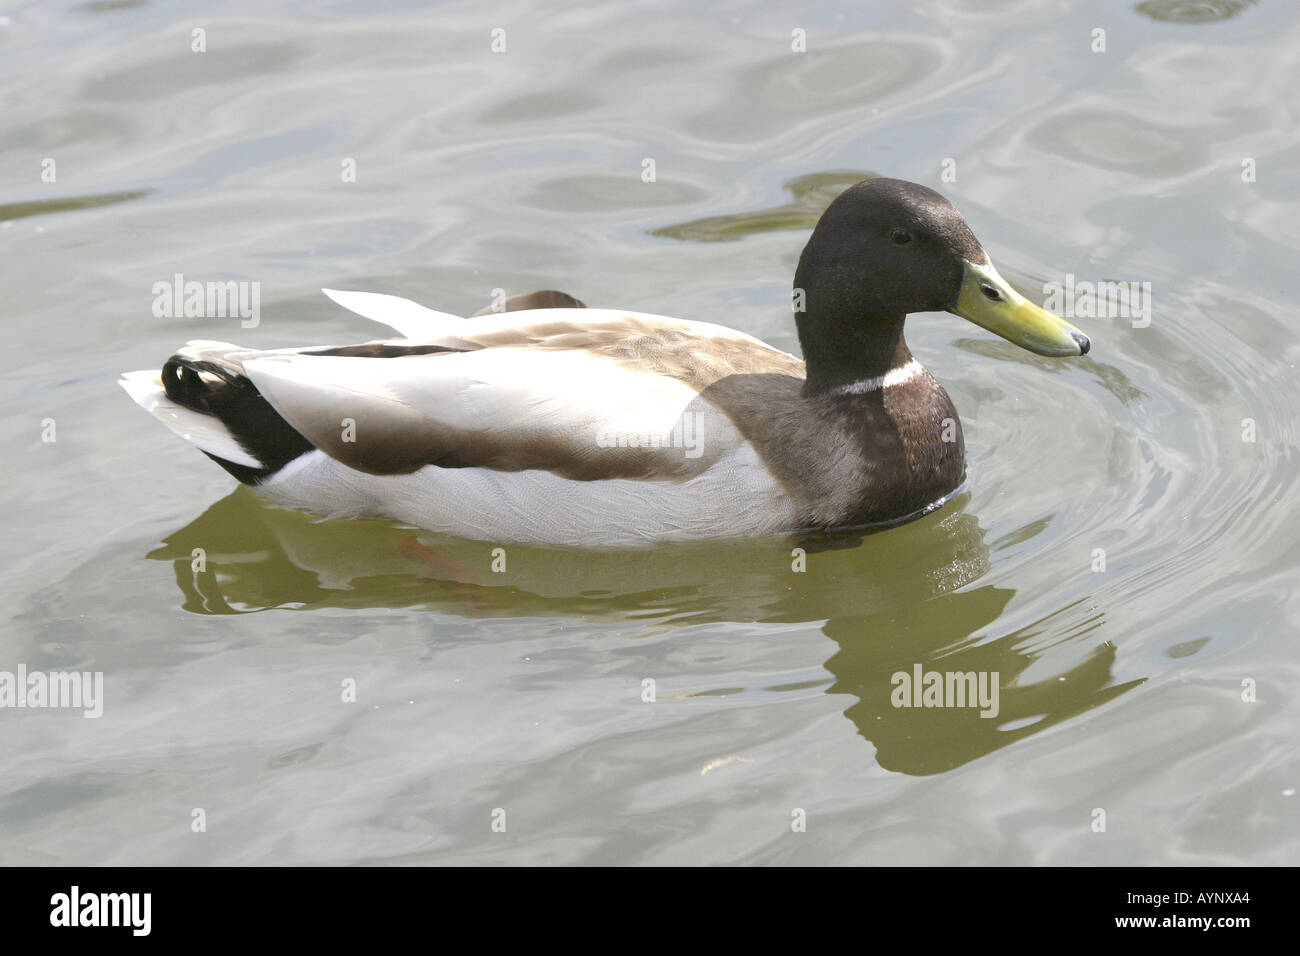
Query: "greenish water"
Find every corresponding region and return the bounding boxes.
[2,0,1297,864]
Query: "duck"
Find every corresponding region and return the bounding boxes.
[120,178,1089,547]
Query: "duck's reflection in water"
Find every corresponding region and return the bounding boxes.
[150,488,1139,774]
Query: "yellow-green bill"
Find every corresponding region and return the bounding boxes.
[951,259,1090,357]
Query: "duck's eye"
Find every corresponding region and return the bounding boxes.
[979,282,1002,302]
[889,228,912,245]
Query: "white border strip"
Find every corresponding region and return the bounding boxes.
[832,359,925,395]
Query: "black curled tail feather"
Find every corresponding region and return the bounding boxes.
[161,354,314,484]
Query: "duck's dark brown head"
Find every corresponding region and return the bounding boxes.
[794,177,1089,393]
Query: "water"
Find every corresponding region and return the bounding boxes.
[1,0,1297,864]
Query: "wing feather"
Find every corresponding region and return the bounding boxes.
[243,346,742,480]
[239,294,805,482]
[321,288,467,340]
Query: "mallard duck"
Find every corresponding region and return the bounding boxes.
[121,178,1089,546]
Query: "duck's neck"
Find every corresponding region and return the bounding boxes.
[796,309,914,396]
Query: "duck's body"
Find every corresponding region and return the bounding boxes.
[122,179,1088,546]
[122,298,962,545]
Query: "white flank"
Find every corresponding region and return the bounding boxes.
[255,445,800,547]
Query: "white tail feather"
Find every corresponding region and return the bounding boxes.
[118,370,263,469]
